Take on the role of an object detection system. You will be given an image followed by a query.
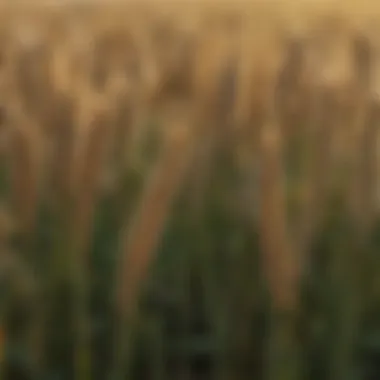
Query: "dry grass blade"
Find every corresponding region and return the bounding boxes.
[259,120,298,313]
[72,93,111,258]
[347,35,378,239]
[46,94,77,209]
[259,117,301,380]
[7,106,41,240]
[111,120,194,380]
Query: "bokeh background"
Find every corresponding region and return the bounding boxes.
[0,1,380,379]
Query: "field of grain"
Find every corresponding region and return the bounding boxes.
[0,1,380,379]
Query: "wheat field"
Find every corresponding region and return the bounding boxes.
[0,1,380,380]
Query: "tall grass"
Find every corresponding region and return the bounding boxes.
[0,2,380,380]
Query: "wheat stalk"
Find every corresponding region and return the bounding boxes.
[111,118,194,380]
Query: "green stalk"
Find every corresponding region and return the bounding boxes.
[70,238,92,380]
[109,311,135,380]
[0,284,9,380]
[265,309,301,380]
[327,228,361,380]
[149,316,165,380]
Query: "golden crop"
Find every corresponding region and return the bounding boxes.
[0,1,379,379]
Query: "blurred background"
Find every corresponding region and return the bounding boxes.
[0,1,380,379]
